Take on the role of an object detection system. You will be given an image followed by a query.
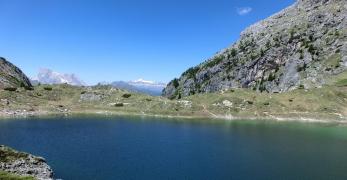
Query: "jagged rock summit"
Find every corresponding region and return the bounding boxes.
[0,57,32,89]
[163,0,347,99]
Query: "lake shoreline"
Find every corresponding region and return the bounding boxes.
[1,109,346,125]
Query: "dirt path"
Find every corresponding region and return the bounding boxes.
[202,105,218,118]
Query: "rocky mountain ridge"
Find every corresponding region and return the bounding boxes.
[0,57,32,89]
[163,0,347,99]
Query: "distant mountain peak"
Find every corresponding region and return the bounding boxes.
[34,68,86,86]
[108,79,167,96]
[131,78,156,84]
[129,78,166,87]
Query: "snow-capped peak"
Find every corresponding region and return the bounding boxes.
[132,78,155,84]
[34,68,86,86]
[129,78,166,87]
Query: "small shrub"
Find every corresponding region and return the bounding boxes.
[309,34,314,41]
[122,93,132,98]
[4,87,17,91]
[298,85,305,89]
[205,56,223,68]
[230,48,237,57]
[44,87,53,91]
[268,73,276,81]
[266,40,271,49]
[239,41,246,51]
[247,100,254,105]
[308,44,315,55]
[299,49,304,59]
[260,48,265,57]
[183,67,199,79]
[263,102,270,106]
[172,78,179,88]
[115,103,124,107]
[24,86,34,91]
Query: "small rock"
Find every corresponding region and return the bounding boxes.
[222,100,233,108]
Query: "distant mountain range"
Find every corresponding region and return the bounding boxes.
[30,68,166,95]
[31,68,86,86]
[110,79,166,96]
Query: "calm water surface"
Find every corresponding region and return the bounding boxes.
[0,116,347,180]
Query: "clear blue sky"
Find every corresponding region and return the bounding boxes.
[0,0,295,85]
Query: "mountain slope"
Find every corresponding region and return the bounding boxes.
[0,57,32,89]
[163,0,347,99]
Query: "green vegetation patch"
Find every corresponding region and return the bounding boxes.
[204,55,224,68]
[182,66,199,79]
[324,54,342,69]
[336,79,347,87]
[0,147,28,163]
[0,171,35,180]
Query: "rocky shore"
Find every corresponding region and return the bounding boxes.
[0,145,54,180]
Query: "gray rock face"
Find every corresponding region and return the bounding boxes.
[0,57,32,89]
[0,145,54,180]
[163,0,347,99]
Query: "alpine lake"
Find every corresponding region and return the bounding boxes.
[1,115,347,180]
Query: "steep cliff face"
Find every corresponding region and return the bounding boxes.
[0,57,32,89]
[163,0,347,99]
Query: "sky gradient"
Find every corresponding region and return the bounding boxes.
[0,0,295,85]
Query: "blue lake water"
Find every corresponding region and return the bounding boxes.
[0,116,347,180]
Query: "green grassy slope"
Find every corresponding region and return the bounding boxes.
[0,72,346,121]
[0,171,35,180]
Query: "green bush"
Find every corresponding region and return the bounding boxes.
[182,67,199,79]
[24,86,34,91]
[4,87,17,91]
[0,171,34,180]
[204,55,223,68]
[44,86,53,91]
[115,103,124,107]
[122,93,132,98]
[268,73,276,81]
[230,48,237,57]
[172,78,179,88]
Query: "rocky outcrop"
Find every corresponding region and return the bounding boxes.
[0,145,54,180]
[0,57,32,89]
[163,0,347,99]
